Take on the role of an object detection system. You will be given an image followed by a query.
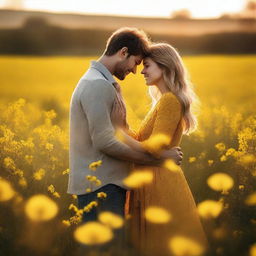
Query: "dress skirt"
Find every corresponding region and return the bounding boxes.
[127,166,209,256]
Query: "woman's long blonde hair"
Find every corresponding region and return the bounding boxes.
[147,43,199,134]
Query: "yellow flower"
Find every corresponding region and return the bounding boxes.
[85,188,92,193]
[220,155,227,162]
[53,192,60,198]
[0,179,15,201]
[250,243,256,256]
[14,169,24,178]
[74,222,113,245]
[225,148,236,156]
[83,206,90,212]
[25,155,33,164]
[123,169,153,188]
[3,157,16,171]
[70,215,82,225]
[50,156,58,162]
[44,109,57,120]
[86,175,92,180]
[69,203,79,212]
[33,168,45,180]
[95,179,102,186]
[72,194,77,199]
[238,185,244,190]
[90,176,97,182]
[238,127,254,152]
[22,137,35,149]
[144,207,172,224]
[163,159,180,172]
[48,184,55,193]
[62,220,71,227]
[239,154,256,164]
[142,133,170,155]
[169,236,205,256]
[215,142,226,152]
[189,157,196,163]
[208,160,214,166]
[89,201,98,207]
[245,192,256,206]
[62,169,70,175]
[89,160,102,171]
[83,201,98,212]
[25,194,58,222]
[97,192,107,199]
[86,175,97,182]
[99,211,124,229]
[45,143,54,151]
[197,200,223,219]
[199,152,206,159]
[19,177,27,187]
[207,172,234,192]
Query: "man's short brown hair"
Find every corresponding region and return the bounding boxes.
[104,27,150,57]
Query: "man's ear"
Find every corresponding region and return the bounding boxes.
[119,47,129,58]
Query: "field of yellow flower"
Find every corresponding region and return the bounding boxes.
[0,55,255,256]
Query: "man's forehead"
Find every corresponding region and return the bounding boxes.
[135,55,143,64]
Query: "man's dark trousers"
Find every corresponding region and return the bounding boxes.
[77,183,128,255]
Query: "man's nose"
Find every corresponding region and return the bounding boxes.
[141,68,145,74]
[132,66,137,74]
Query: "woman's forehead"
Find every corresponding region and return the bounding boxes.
[143,57,152,64]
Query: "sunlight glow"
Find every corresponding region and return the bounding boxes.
[0,0,246,18]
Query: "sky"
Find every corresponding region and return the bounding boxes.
[0,0,248,18]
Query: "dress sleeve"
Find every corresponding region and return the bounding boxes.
[142,93,182,154]
[152,94,182,139]
[126,127,138,139]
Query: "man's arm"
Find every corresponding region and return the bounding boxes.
[80,79,162,165]
[115,128,183,165]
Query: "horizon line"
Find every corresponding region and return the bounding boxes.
[0,7,230,20]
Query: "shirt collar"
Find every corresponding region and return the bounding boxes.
[90,60,116,84]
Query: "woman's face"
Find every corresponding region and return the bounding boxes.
[141,57,163,86]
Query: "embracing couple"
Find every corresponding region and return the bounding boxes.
[68,27,208,255]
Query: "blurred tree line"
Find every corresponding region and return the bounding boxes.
[0,17,255,55]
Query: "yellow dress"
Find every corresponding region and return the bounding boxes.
[127,92,209,256]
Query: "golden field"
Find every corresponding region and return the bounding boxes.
[0,55,255,256]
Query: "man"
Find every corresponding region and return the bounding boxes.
[67,27,182,250]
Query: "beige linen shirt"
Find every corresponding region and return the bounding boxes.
[68,61,132,195]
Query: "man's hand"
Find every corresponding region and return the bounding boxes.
[160,147,183,165]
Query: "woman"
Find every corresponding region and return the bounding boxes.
[111,43,208,256]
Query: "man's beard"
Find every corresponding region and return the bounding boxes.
[114,68,126,80]
[114,60,129,80]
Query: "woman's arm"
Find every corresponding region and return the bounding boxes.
[141,93,182,153]
[116,127,146,153]
[111,93,183,164]
[117,127,183,164]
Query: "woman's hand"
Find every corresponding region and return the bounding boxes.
[111,98,124,127]
[111,96,127,129]
[111,82,128,129]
